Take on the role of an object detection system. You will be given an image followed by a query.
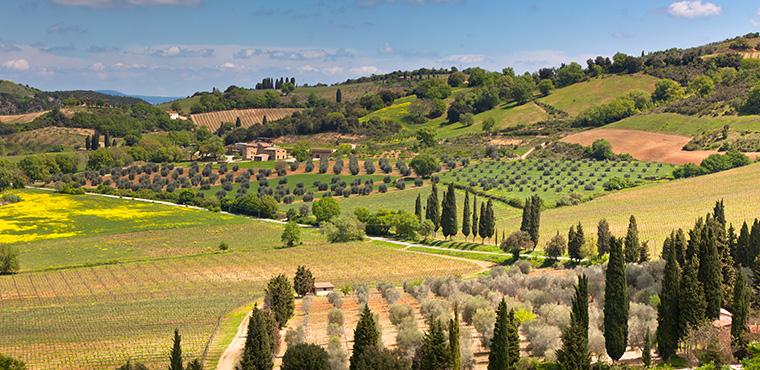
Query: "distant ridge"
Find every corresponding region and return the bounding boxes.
[96,90,181,105]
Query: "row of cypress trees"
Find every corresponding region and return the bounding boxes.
[656,200,753,361]
[415,183,498,243]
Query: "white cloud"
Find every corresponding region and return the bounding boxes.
[52,0,201,7]
[90,62,105,71]
[667,1,721,18]
[218,62,236,71]
[3,59,30,71]
[349,66,378,74]
[150,45,214,58]
[297,65,318,72]
[112,62,147,70]
[442,54,485,64]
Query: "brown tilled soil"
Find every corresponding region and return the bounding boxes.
[561,128,719,164]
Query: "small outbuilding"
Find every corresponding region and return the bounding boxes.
[313,282,335,297]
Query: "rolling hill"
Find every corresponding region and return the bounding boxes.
[538,74,660,116]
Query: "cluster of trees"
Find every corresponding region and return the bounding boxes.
[445,68,536,124]
[656,200,752,364]
[673,150,750,178]
[188,88,284,114]
[415,183,498,244]
[255,77,296,90]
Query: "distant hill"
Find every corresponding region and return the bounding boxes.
[96,90,181,105]
[0,80,149,115]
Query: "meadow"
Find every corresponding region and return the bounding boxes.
[439,158,673,207]
[500,162,760,255]
[0,191,481,369]
[538,74,659,116]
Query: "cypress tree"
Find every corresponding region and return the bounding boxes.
[732,269,750,351]
[506,310,520,367]
[92,129,100,150]
[624,215,640,263]
[656,236,680,360]
[104,132,111,148]
[450,306,461,370]
[750,219,760,264]
[264,274,295,328]
[639,241,650,263]
[239,305,273,370]
[169,328,183,370]
[85,135,91,150]
[471,196,479,241]
[556,274,590,370]
[478,202,487,243]
[415,194,422,221]
[349,305,379,370]
[568,225,580,262]
[752,255,760,309]
[441,183,458,239]
[597,219,611,256]
[462,192,471,241]
[529,195,541,245]
[679,255,706,336]
[520,198,532,238]
[336,88,342,103]
[675,228,687,267]
[729,224,738,265]
[603,236,628,362]
[419,320,450,370]
[713,199,726,227]
[488,299,518,370]
[699,223,723,319]
[642,328,652,368]
[426,184,440,236]
[486,199,496,244]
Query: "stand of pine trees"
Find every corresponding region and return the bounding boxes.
[520,195,541,247]
[557,274,590,369]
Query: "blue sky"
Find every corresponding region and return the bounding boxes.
[0,0,758,96]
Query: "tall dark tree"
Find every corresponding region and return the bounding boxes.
[488,299,518,370]
[732,269,750,351]
[529,195,541,245]
[699,222,723,319]
[728,224,738,264]
[265,274,295,328]
[679,255,706,336]
[441,183,458,239]
[349,305,379,370]
[281,343,330,370]
[752,255,760,309]
[336,88,342,103]
[471,196,479,241]
[450,306,461,370]
[85,135,91,150]
[419,320,450,370]
[656,235,681,360]
[750,219,760,265]
[597,219,611,256]
[104,132,111,148]
[169,328,183,370]
[293,265,315,297]
[674,228,687,267]
[426,184,440,236]
[239,305,273,370]
[415,194,423,221]
[92,129,100,150]
[642,328,652,368]
[485,199,496,244]
[556,274,590,370]
[478,202,488,243]
[462,192,471,241]
[604,237,628,362]
[568,222,584,262]
[624,215,640,263]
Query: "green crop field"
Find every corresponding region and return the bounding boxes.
[500,162,760,255]
[439,158,673,207]
[606,113,760,136]
[538,74,660,117]
[0,190,480,369]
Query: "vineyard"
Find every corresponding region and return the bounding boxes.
[2,126,92,149]
[439,158,673,207]
[0,192,481,369]
[190,108,301,131]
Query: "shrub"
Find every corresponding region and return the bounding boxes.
[218,241,229,251]
[321,215,364,243]
[0,246,20,274]
[312,197,340,223]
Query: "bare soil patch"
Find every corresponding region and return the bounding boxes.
[561,128,718,164]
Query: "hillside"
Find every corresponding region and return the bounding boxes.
[190,108,302,131]
[537,74,659,116]
[502,162,760,253]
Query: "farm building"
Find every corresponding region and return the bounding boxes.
[313,282,335,296]
[310,148,335,160]
[235,141,288,161]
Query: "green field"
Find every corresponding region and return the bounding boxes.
[538,74,660,117]
[439,158,673,207]
[501,162,760,255]
[606,113,760,136]
[0,190,480,369]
